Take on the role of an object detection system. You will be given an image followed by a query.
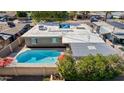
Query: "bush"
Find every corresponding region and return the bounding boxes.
[57,54,124,81]
[16,11,27,17]
[57,55,77,80]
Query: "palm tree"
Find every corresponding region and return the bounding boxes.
[105,11,112,21]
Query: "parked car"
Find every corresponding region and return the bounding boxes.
[90,16,98,22]
[0,17,7,22]
[7,21,15,28]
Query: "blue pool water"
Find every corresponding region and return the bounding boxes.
[16,50,61,64]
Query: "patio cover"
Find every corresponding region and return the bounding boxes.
[70,43,117,57]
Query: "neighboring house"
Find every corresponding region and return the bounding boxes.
[0,22,10,31]
[93,21,124,45]
[89,12,106,20]
[0,23,31,49]
[111,29,124,44]
[0,11,16,17]
[22,22,117,56]
[93,21,114,41]
[107,21,124,29]
[111,11,124,19]
[0,11,16,21]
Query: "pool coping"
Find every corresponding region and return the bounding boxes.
[7,63,57,68]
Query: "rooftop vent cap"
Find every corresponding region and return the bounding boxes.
[76,27,85,29]
[39,25,47,30]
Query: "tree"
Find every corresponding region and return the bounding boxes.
[16,11,27,17]
[31,11,69,22]
[57,54,124,81]
[68,11,77,20]
[79,11,90,19]
[105,11,112,21]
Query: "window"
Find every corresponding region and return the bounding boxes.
[52,37,58,43]
[120,39,124,44]
[31,38,37,45]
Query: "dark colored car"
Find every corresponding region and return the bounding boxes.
[7,21,15,28]
[90,16,99,22]
[0,17,7,22]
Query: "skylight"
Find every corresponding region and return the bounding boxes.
[87,46,96,50]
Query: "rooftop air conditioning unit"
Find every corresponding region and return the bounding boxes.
[39,25,47,30]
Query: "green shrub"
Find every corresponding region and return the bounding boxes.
[57,54,124,81]
[57,55,77,80]
[16,11,27,17]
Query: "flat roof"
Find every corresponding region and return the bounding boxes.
[108,21,124,29]
[22,23,104,43]
[93,21,124,35]
[0,24,27,35]
[111,12,124,16]
[93,21,113,27]
[70,43,117,57]
[0,33,12,40]
[89,12,106,16]
[99,26,114,34]
[62,32,104,43]
[22,23,93,37]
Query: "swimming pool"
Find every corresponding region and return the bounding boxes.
[16,50,61,64]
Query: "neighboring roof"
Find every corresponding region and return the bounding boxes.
[89,12,106,17]
[70,43,117,57]
[93,21,113,27]
[0,22,10,31]
[111,12,124,16]
[0,11,16,17]
[0,33,12,40]
[0,24,27,35]
[108,21,124,29]
[113,34,124,39]
[112,30,124,39]
[99,26,114,34]
[93,21,124,35]
[93,21,114,34]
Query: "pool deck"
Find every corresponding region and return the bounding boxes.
[0,62,58,75]
[0,47,65,75]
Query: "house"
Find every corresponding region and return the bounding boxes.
[93,21,114,41]
[111,11,124,19]
[0,11,16,17]
[0,11,16,21]
[22,22,117,56]
[0,22,10,31]
[111,29,124,44]
[93,21,124,45]
[107,21,124,29]
[89,12,106,20]
[0,23,31,49]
